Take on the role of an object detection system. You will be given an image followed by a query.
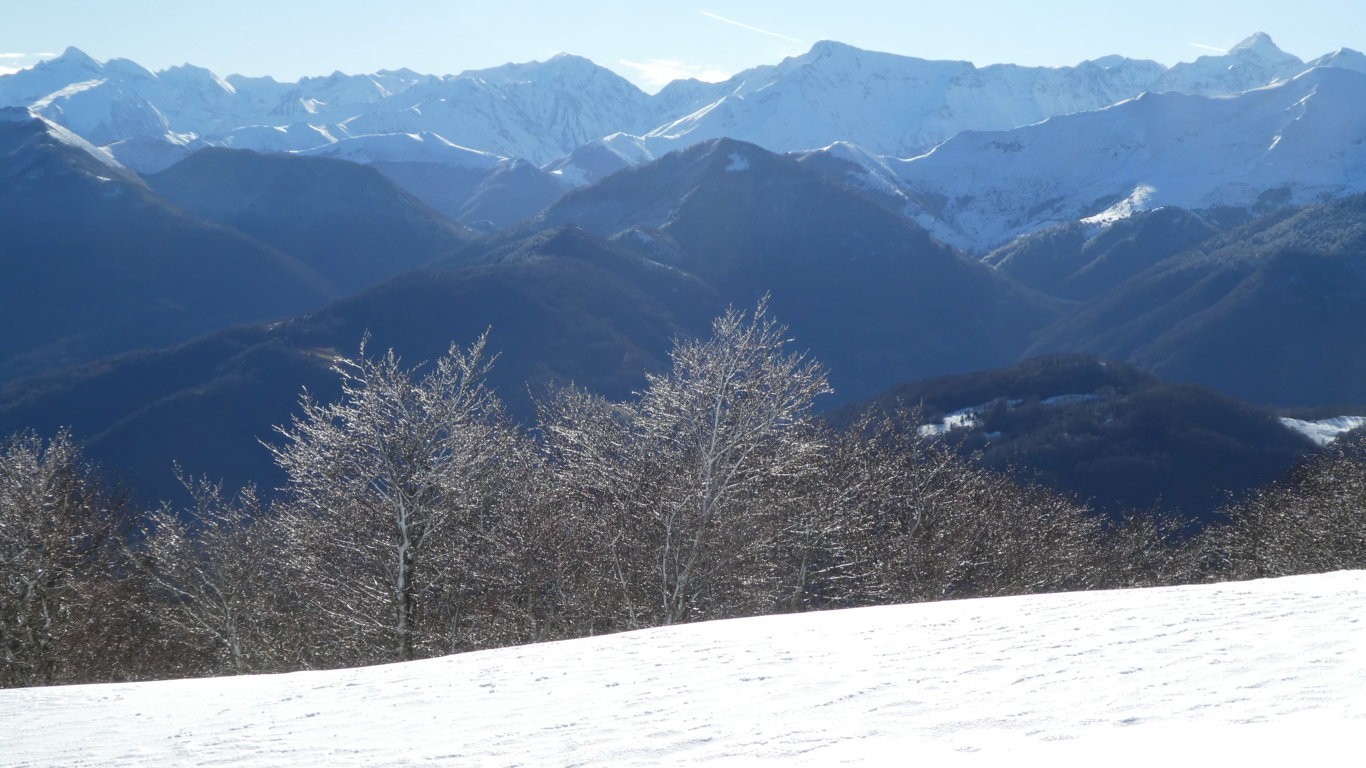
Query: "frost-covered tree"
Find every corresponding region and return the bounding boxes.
[640,300,831,623]
[1206,436,1366,579]
[536,385,657,632]
[268,334,523,663]
[543,299,831,626]
[131,474,286,675]
[0,431,128,687]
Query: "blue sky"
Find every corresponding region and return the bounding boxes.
[4,1,1364,89]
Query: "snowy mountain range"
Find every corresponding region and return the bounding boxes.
[0,33,1350,173]
[6,33,1366,250]
[3,571,1362,765]
[867,65,1366,251]
[4,33,1366,475]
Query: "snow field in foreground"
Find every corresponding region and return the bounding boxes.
[2,571,1363,766]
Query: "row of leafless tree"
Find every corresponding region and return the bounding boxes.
[3,302,1362,687]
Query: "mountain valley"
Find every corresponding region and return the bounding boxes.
[2,33,1363,518]
[2,25,1366,764]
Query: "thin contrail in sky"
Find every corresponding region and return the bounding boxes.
[700,11,804,45]
[1188,42,1229,54]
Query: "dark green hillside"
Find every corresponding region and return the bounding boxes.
[836,355,1316,522]
[985,207,1224,300]
[1030,196,1366,406]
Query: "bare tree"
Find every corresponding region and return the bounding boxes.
[0,431,129,687]
[536,385,659,633]
[1204,437,1366,579]
[642,300,831,623]
[791,409,1107,604]
[130,474,288,675]
[268,333,523,663]
[541,299,832,627]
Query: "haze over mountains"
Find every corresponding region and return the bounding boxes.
[2,33,1364,505]
[0,33,1338,167]
[0,107,334,380]
[5,34,1366,767]
[7,33,1366,245]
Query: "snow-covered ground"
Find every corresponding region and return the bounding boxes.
[2,572,1363,766]
[1281,415,1366,446]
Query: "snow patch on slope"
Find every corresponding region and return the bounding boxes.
[1281,415,1366,446]
[543,132,656,186]
[0,105,125,172]
[918,407,984,437]
[919,394,1104,438]
[1082,185,1159,225]
[296,130,503,168]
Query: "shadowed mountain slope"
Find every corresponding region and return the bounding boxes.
[148,147,470,292]
[1029,196,1366,407]
[835,355,1316,521]
[536,138,1064,404]
[0,109,333,382]
[0,227,719,499]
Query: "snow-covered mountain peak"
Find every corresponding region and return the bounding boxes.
[103,57,155,82]
[290,70,391,104]
[780,40,960,82]
[1308,47,1366,74]
[376,67,421,78]
[0,105,127,174]
[158,63,237,95]
[0,47,105,106]
[632,40,1188,161]
[879,65,1366,251]
[805,39,874,62]
[1153,33,1303,95]
[1230,31,1284,56]
[223,72,282,92]
[48,46,102,71]
[1082,54,1153,71]
[543,132,657,185]
[464,52,640,91]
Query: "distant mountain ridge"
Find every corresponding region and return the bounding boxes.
[1,33,1352,179]
[865,66,1366,251]
[0,48,656,167]
[533,138,1063,402]
[146,148,470,291]
[0,108,335,380]
[0,139,1063,499]
[1027,193,1366,407]
[9,34,1366,248]
[4,34,1366,507]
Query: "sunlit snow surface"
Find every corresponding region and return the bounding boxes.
[3,572,1364,766]
[1281,415,1366,446]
